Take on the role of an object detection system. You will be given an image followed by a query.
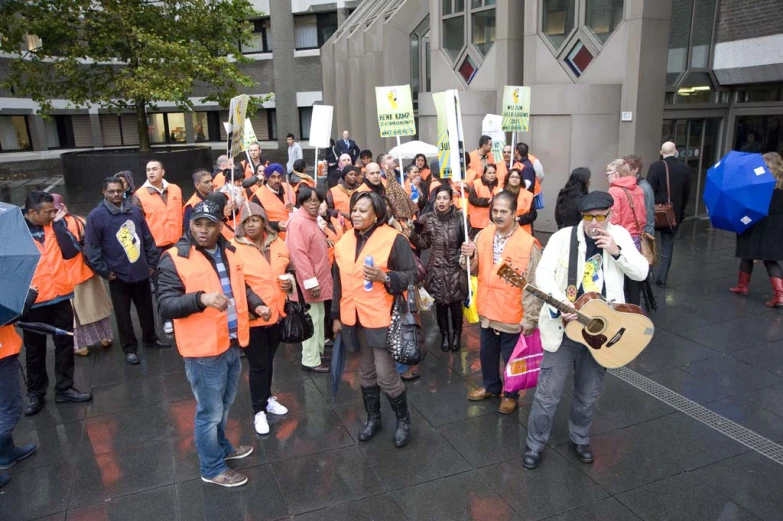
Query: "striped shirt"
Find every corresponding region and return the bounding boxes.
[205,247,237,339]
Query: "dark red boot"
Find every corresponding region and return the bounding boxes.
[766,278,783,307]
[729,271,751,296]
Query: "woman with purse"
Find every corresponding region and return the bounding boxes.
[286,187,333,374]
[408,185,468,352]
[232,203,293,436]
[332,191,418,447]
[606,159,649,305]
[729,152,783,307]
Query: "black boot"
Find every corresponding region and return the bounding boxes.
[387,391,411,448]
[358,385,382,442]
[436,304,451,352]
[450,305,463,352]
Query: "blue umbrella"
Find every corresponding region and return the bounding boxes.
[0,203,41,326]
[329,333,344,403]
[703,151,775,234]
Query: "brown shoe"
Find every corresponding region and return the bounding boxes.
[225,445,253,460]
[201,469,248,487]
[301,363,330,373]
[73,347,90,357]
[467,388,498,401]
[498,397,518,415]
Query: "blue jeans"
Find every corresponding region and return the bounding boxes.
[0,355,22,438]
[183,346,241,479]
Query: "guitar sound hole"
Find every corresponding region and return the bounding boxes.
[586,318,605,335]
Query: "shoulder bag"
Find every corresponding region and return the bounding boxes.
[386,285,426,365]
[622,188,657,265]
[653,161,677,230]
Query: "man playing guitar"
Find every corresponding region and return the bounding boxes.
[523,191,649,469]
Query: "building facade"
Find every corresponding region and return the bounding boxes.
[321,0,783,231]
[0,0,358,157]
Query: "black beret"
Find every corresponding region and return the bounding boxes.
[578,191,614,212]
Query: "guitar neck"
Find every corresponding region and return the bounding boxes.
[522,283,591,326]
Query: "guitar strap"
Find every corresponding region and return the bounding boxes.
[566,226,579,302]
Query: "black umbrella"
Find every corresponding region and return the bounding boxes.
[0,203,41,326]
[329,333,344,403]
[17,322,73,336]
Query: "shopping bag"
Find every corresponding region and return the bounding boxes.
[534,192,545,210]
[417,286,434,311]
[503,329,544,394]
[462,276,479,324]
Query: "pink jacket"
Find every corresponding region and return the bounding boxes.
[609,176,647,237]
[285,207,333,303]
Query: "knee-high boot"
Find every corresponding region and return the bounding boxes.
[450,301,463,351]
[358,385,382,441]
[436,304,451,352]
[386,391,411,447]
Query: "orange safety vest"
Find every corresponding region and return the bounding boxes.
[293,176,316,197]
[213,172,226,189]
[135,184,183,247]
[476,224,538,324]
[221,220,236,241]
[232,238,289,328]
[0,324,22,360]
[519,154,542,196]
[334,224,399,328]
[324,216,345,266]
[330,186,354,230]
[240,159,264,179]
[183,191,206,217]
[469,150,495,175]
[515,189,535,236]
[63,214,93,287]
[31,223,73,304]
[468,179,502,229]
[252,184,294,235]
[167,244,250,357]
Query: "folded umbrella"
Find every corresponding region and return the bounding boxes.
[703,151,775,234]
[17,322,73,336]
[0,203,41,326]
[330,333,344,403]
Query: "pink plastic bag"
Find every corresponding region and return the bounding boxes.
[503,329,544,394]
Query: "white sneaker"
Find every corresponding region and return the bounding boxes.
[266,396,288,416]
[254,411,270,435]
[163,321,174,335]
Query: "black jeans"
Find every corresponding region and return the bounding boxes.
[435,301,464,334]
[0,355,22,437]
[108,278,159,353]
[246,324,282,414]
[655,228,677,285]
[24,300,75,398]
[624,277,643,306]
[479,326,521,398]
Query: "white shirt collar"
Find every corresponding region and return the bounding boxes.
[142,178,168,194]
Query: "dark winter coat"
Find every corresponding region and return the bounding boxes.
[554,191,585,229]
[647,157,692,226]
[736,188,783,261]
[409,207,468,304]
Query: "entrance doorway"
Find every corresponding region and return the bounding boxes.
[661,117,722,218]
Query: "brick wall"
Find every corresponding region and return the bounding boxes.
[716,0,783,43]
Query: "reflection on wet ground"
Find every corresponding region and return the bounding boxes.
[2,206,782,520]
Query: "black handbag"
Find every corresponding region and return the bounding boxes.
[280,280,314,344]
[385,285,426,365]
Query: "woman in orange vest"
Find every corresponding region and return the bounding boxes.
[232,203,294,436]
[467,164,501,238]
[327,165,361,228]
[52,194,114,357]
[0,287,38,487]
[503,169,537,236]
[332,191,418,448]
[460,191,542,416]
[290,159,316,198]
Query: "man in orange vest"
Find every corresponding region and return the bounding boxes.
[469,135,496,175]
[22,191,93,416]
[515,142,545,193]
[183,170,215,233]
[461,191,541,415]
[158,200,267,487]
[250,163,294,236]
[0,288,39,487]
[133,159,183,334]
[327,165,361,227]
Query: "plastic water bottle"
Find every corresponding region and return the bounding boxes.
[410,184,419,204]
[364,255,374,291]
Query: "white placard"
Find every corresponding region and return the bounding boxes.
[308,105,333,148]
[621,111,633,122]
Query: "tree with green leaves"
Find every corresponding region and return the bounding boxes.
[0,0,266,151]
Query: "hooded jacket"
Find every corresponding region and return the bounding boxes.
[608,176,647,237]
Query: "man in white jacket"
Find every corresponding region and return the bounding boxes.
[523,191,649,470]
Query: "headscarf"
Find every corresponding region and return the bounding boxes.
[114,170,136,198]
[234,202,270,239]
[384,175,417,220]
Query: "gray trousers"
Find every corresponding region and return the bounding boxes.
[525,337,606,452]
[356,327,405,398]
[655,228,677,285]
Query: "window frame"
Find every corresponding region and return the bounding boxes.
[299,107,313,141]
[440,0,495,87]
[294,14,319,51]
[242,18,272,55]
[0,115,34,153]
[267,109,278,141]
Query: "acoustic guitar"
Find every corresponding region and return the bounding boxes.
[497,264,654,368]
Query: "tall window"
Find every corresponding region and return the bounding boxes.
[242,19,272,54]
[0,116,32,151]
[294,13,338,50]
[441,0,495,84]
[411,16,431,109]
[585,0,623,43]
[665,0,718,100]
[542,0,575,50]
[267,109,278,141]
[147,113,188,144]
[299,107,313,141]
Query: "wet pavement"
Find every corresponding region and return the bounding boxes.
[1,177,783,520]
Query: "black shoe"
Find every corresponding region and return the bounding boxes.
[0,473,9,487]
[450,333,461,351]
[522,446,541,469]
[358,385,382,441]
[401,372,422,382]
[301,363,330,373]
[144,339,170,349]
[439,330,451,352]
[23,396,44,416]
[571,442,594,464]
[126,353,140,365]
[386,391,411,448]
[54,387,93,403]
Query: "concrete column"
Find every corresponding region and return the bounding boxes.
[184,113,195,144]
[269,0,299,148]
[89,112,104,149]
[28,115,47,151]
[620,0,672,168]
[336,0,349,26]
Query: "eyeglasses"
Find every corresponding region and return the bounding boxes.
[582,212,610,222]
[606,171,617,177]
